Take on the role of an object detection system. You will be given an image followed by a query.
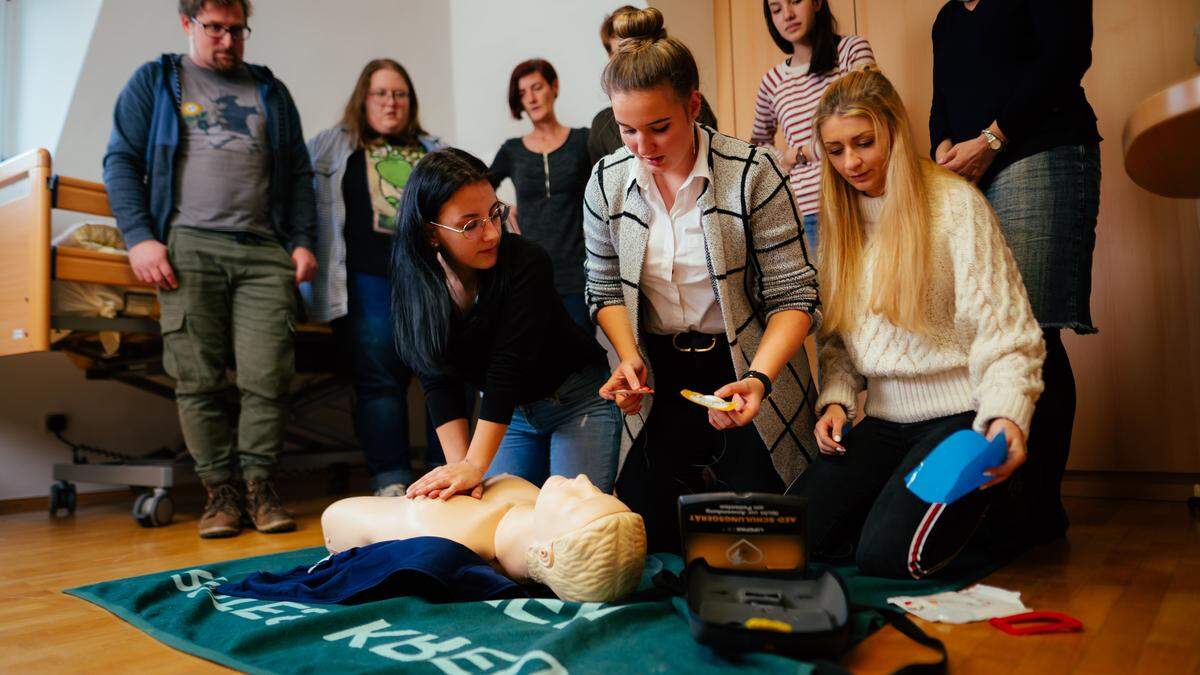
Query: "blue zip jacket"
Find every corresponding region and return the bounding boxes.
[102,53,316,251]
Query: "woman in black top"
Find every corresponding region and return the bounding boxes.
[489,59,593,329]
[395,148,621,500]
[930,0,1102,551]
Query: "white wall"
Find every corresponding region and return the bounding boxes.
[55,0,456,181]
[3,0,102,160]
[447,0,645,181]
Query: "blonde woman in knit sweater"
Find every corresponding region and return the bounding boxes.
[787,69,1045,579]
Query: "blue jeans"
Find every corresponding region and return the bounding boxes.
[802,212,819,258]
[339,272,447,490]
[486,363,621,493]
[983,144,1100,334]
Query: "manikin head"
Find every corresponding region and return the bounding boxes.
[524,475,646,602]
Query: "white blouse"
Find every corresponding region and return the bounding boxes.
[626,126,724,335]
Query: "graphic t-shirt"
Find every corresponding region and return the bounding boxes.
[365,143,426,234]
[343,143,426,276]
[169,56,273,239]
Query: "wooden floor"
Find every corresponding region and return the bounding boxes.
[1,493,1197,674]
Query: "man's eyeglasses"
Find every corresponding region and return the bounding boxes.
[430,203,510,239]
[191,17,252,41]
[369,90,411,102]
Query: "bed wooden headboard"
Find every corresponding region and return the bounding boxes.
[0,148,135,358]
[0,149,53,357]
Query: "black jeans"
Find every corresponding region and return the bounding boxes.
[788,412,992,579]
[616,333,784,554]
[982,328,1073,554]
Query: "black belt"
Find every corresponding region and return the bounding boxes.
[647,331,727,353]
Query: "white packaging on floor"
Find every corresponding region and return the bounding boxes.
[887,584,1028,624]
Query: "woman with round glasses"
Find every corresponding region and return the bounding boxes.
[306,59,450,497]
[393,148,621,500]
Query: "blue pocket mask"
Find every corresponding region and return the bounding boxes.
[904,430,1007,504]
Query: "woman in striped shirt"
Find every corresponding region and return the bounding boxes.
[752,0,875,253]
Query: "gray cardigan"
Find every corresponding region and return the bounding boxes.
[303,125,445,323]
[583,125,822,485]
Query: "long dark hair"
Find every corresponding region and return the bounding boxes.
[762,0,841,77]
[340,58,428,148]
[390,148,506,376]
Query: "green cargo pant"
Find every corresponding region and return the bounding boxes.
[159,227,296,484]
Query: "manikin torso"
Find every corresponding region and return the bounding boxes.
[321,473,631,585]
[322,475,541,560]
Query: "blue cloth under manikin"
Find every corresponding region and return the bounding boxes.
[215,537,532,604]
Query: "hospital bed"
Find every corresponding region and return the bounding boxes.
[0,149,361,526]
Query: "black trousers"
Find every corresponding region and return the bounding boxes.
[616,333,785,554]
[982,328,1073,555]
[788,412,992,579]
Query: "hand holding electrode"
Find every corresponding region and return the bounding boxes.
[600,357,649,415]
[704,376,766,430]
[981,418,1026,489]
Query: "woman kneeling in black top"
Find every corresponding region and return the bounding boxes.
[394,148,620,499]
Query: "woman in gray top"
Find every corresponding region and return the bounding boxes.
[305,59,448,496]
[489,59,593,329]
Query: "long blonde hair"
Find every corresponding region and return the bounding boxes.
[815,68,933,336]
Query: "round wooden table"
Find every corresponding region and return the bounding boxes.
[1123,72,1200,198]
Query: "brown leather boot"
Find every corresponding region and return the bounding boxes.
[244,479,296,533]
[199,481,243,539]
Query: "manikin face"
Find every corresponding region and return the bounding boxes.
[429,181,503,271]
[532,475,629,541]
[768,0,821,46]
[518,72,557,123]
[180,1,246,72]
[819,113,889,198]
[365,68,411,137]
[611,85,702,177]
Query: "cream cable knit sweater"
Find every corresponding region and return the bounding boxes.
[816,169,1046,435]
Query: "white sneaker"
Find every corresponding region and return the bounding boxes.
[373,482,407,498]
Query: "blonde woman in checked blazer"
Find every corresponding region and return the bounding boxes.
[585,7,820,553]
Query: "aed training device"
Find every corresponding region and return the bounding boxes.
[677,493,850,658]
[680,389,737,412]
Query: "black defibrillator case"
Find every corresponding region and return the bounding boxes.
[677,493,851,658]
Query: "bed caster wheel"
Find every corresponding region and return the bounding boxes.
[133,489,174,527]
[50,480,77,516]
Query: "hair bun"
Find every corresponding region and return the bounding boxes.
[613,7,666,43]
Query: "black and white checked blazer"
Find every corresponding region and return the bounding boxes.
[583,124,822,485]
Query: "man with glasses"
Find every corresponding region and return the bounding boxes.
[103,0,316,538]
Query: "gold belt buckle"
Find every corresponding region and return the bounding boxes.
[672,333,717,353]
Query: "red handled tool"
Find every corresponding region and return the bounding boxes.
[989,611,1083,636]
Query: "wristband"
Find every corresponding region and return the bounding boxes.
[740,370,773,398]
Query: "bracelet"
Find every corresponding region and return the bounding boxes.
[740,370,773,398]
